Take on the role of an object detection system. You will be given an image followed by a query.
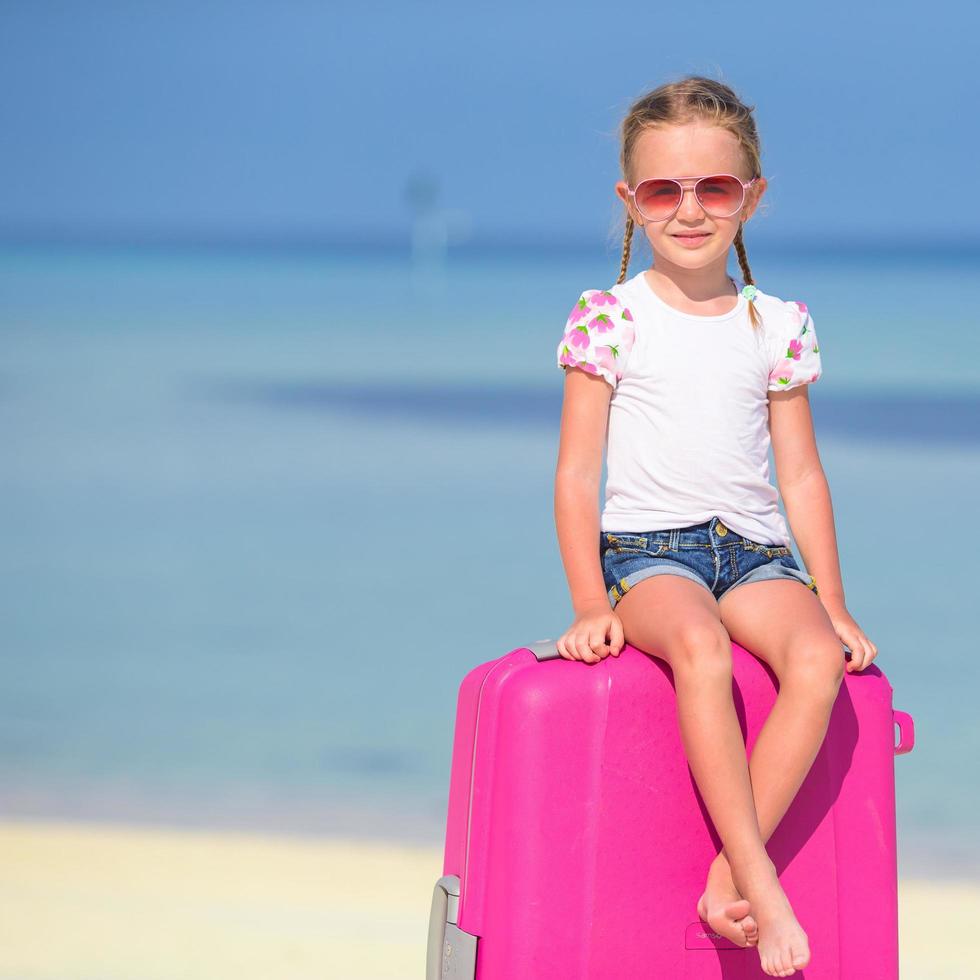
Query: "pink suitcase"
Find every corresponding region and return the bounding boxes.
[427,639,915,979]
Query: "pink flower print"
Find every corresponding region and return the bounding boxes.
[787,300,808,331]
[769,360,795,386]
[808,372,819,383]
[567,295,591,326]
[595,344,622,380]
[558,345,581,368]
[786,338,804,360]
[557,289,636,387]
[589,312,617,334]
[590,290,618,307]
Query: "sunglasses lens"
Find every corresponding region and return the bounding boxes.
[696,175,745,216]
[634,179,682,220]
[634,175,748,220]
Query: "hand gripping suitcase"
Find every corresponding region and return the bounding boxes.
[427,639,915,980]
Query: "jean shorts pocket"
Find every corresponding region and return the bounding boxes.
[603,532,670,556]
[743,539,792,559]
[604,533,649,551]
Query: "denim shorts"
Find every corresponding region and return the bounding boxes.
[600,516,819,607]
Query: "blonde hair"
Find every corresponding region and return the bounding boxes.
[613,75,766,330]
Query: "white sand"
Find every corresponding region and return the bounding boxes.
[0,818,972,980]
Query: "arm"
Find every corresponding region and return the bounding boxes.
[553,286,636,661]
[768,386,844,607]
[769,385,878,671]
[554,368,613,616]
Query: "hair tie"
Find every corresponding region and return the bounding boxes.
[741,284,758,302]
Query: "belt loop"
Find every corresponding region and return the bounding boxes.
[670,528,679,550]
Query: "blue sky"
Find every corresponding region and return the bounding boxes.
[0,1,976,246]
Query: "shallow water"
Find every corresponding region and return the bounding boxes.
[0,243,976,877]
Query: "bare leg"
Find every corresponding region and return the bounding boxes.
[615,575,805,975]
[697,579,845,975]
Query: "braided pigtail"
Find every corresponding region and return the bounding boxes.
[733,223,762,331]
[616,213,636,285]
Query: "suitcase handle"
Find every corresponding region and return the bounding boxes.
[893,709,915,755]
[526,638,562,660]
[426,875,478,979]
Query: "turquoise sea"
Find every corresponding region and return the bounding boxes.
[1,243,977,879]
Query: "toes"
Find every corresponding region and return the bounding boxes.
[726,898,751,918]
[738,915,758,945]
[708,918,749,948]
[790,942,810,969]
[707,918,747,947]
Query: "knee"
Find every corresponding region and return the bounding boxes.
[782,640,846,697]
[669,623,733,681]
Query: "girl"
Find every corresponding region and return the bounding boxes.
[553,76,878,979]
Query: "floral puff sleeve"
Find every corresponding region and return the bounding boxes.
[768,299,822,391]
[556,288,636,389]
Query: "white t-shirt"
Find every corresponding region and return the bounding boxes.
[555,270,823,547]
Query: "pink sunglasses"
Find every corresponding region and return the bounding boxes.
[627,173,761,222]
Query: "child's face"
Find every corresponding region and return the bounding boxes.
[614,122,766,271]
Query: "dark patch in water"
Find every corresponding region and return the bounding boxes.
[320,745,414,776]
[198,379,980,445]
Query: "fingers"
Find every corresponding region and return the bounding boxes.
[843,633,879,672]
[576,630,602,663]
[557,635,584,662]
[555,633,576,660]
[589,625,612,660]
[845,638,866,671]
[557,617,625,665]
[609,615,625,656]
[556,632,599,663]
[858,633,877,668]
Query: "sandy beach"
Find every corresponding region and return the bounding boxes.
[0,817,972,980]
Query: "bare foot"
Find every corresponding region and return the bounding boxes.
[696,853,759,948]
[734,856,810,976]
